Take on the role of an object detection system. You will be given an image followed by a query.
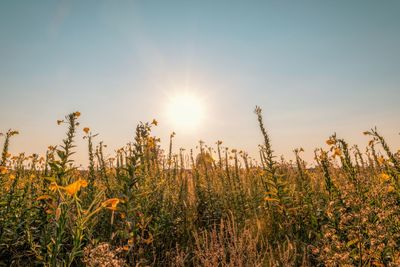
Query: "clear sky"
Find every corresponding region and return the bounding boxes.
[1,0,399,166]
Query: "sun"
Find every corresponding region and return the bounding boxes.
[166,93,205,131]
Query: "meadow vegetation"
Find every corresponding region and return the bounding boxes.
[0,107,399,266]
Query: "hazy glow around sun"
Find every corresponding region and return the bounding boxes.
[166,93,205,131]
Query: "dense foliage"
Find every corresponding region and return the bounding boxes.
[0,108,399,266]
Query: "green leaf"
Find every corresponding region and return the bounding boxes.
[346,238,359,247]
[57,150,66,160]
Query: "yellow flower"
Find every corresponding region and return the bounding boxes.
[30,174,36,180]
[74,111,81,117]
[0,166,8,175]
[151,119,158,126]
[388,185,395,193]
[333,148,342,157]
[83,127,90,134]
[102,198,121,211]
[63,179,88,196]
[49,182,59,192]
[379,173,390,182]
[9,174,16,180]
[377,156,385,165]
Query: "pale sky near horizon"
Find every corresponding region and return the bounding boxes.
[1,0,399,166]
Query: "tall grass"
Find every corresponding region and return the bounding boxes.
[0,108,399,266]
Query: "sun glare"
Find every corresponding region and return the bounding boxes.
[166,93,205,131]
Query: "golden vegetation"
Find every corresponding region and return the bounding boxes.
[0,107,399,266]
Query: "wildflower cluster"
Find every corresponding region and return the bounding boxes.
[0,110,399,266]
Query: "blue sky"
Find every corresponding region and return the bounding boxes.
[1,0,399,165]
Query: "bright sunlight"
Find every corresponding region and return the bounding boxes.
[166,93,205,131]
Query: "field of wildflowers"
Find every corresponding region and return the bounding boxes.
[0,107,399,266]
